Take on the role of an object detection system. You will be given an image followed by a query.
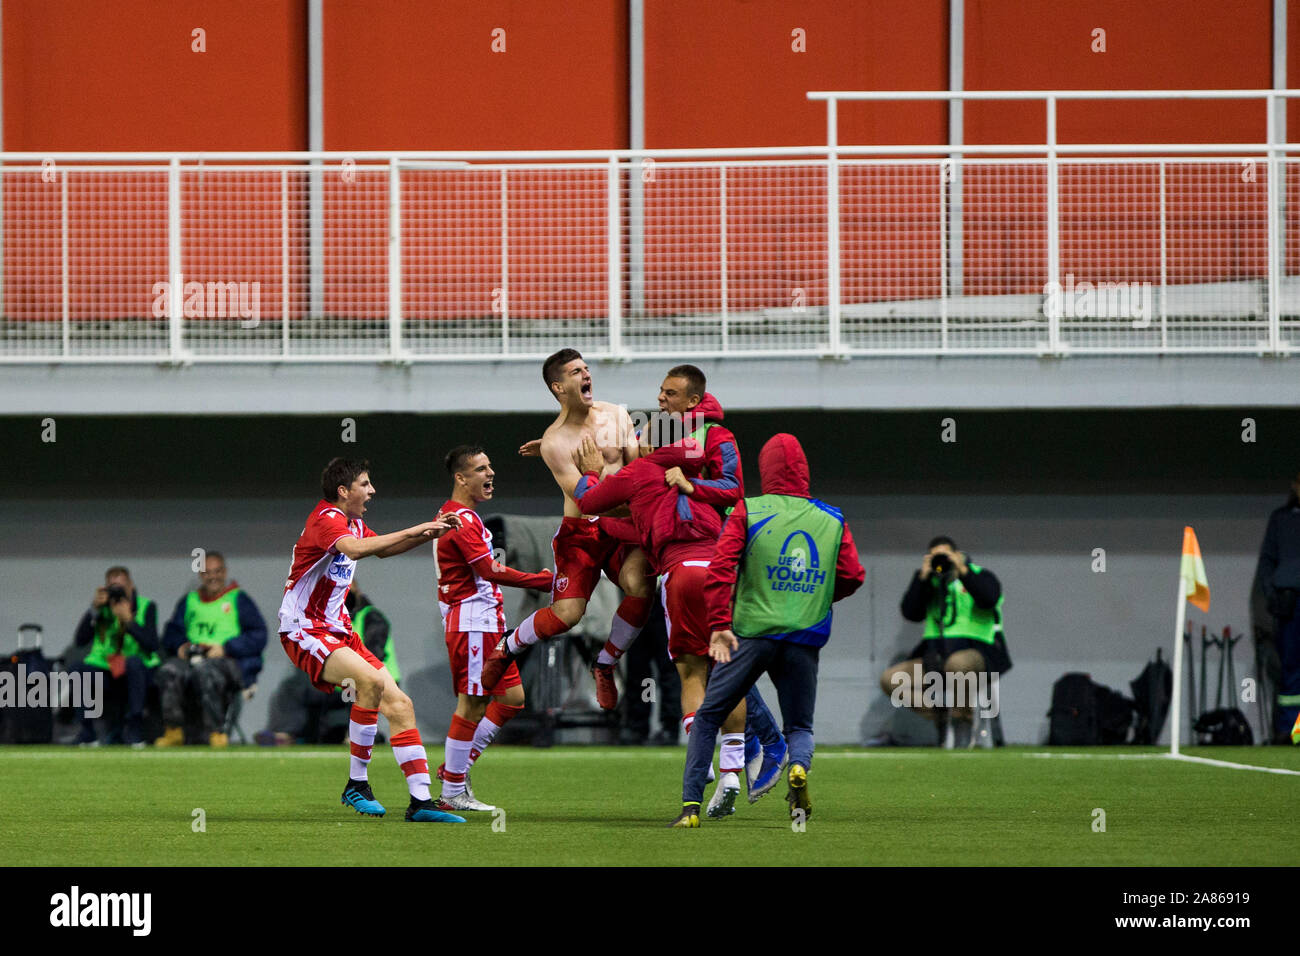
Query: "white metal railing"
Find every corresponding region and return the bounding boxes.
[0,89,1297,363]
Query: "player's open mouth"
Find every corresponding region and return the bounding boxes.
[581,382,592,396]
[483,481,494,493]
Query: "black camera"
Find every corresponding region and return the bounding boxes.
[930,553,952,576]
[105,585,128,602]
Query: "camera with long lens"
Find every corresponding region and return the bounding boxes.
[930,553,952,576]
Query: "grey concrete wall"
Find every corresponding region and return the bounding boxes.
[2,491,1276,745]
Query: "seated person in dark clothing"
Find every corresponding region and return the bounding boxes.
[156,551,267,747]
[259,585,399,745]
[879,536,1009,748]
[69,565,160,746]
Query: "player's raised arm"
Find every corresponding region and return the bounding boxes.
[336,514,462,560]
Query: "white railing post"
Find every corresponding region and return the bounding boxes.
[388,157,403,359]
[939,159,949,350]
[281,168,291,356]
[826,97,842,354]
[1266,93,1282,354]
[61,170,70,356]
[720,164,729,352]
[1159,160,1168,350]
[607,155,623,356]
[500,168,510,354]
[167,157,184,359]
[1045,95,1062,355]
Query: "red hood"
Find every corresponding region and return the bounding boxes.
[683,392,725,429]
[758,433,810,496]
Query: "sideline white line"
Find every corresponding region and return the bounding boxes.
[1168,753,1300,777]
[1023,752,1165,760]
[1024,750,1300,776]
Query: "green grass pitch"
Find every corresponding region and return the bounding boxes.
[3,745,1296,866]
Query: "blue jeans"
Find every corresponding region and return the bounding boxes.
[683,637,820,805]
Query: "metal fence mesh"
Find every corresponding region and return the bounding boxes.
[0,153,1293,361]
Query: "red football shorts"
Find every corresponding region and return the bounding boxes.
[280,625,383,693]
[445,630,522,697]
[550,515,628,602]
[660,560,712,660]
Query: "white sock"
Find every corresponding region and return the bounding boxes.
[442,736,473,797]
[469,716,502,768]
[597,613,644,666]
[720,733,745,774]
[348,716,378,781]
[507,613,540,654]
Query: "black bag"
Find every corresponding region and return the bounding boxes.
[1193,708,1254,745]
[1048,673,1097,744]
[1095,685,1136,744]
[1048,672,1135,745]
[1130,648,1173,745]
[0,625,55,744]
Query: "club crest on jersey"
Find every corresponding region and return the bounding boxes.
[554,575,569,592]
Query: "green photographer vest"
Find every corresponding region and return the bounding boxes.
[353,604,401,683]
[921,564,1002,645]
[185,589,245,645]
[85,596,158,670]
[732,494,844,646]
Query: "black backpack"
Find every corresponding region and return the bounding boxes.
[1130,648,1173,745]
[1048,673,1097,744]
[1048,672,1135,745]
[1193,708,1254,745]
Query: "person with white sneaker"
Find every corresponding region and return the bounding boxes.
[433,445,554,814]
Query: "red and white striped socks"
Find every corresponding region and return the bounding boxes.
[507,606,568,654]
[468,700,523,768]
[348,705,379,780]
[390,728,432,801]
[597,595,652,666]
[442,714,477,797]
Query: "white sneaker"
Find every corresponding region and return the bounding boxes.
[438,789,497,812]
[706,772,741,819]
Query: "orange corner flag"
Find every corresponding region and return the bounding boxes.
[1180,526,1211,613]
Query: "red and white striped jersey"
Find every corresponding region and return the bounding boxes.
[435,501,506,634]
[279,499,378,635]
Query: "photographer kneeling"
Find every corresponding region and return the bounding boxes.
[880,536,1008,748]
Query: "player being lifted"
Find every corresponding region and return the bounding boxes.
[433,445,553,813]
[279,458,465,823]
[479,349,654,697]
[569,434,751,819]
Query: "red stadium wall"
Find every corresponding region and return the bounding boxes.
[0,0,1294,321]
[2,0,306,322]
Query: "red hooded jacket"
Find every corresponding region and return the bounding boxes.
[704,433,865,633]
[572,438,721,570]
[680,392,744,511]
